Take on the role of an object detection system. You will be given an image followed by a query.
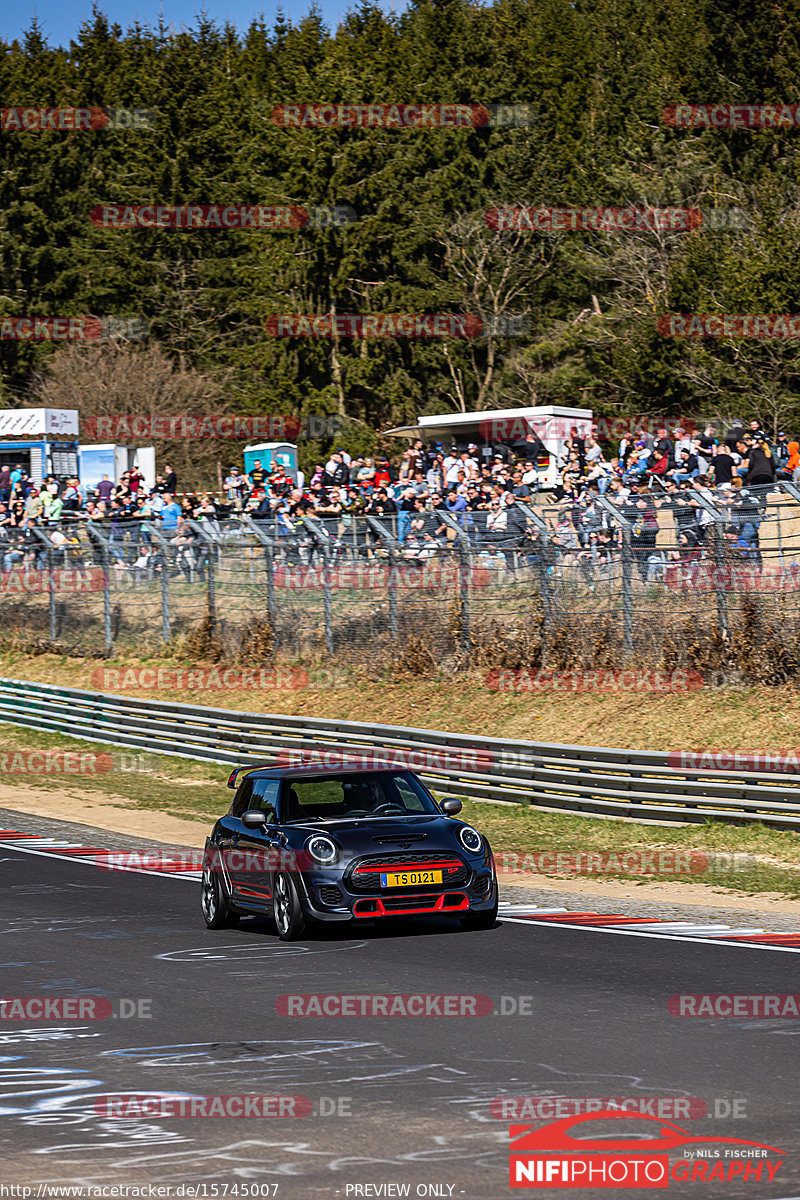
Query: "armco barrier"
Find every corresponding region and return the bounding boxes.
[1,678,800,827]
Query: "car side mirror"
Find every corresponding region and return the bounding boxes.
[441,798,462,816]
[242,810,267,828]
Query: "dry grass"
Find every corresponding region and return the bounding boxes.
[1,644,800,752]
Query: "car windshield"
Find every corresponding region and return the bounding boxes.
[280,771,441,822]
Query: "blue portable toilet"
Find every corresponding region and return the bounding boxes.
[243,441,298,483]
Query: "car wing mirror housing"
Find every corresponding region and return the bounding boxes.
[242,810,268,828]
[441,798,463,816]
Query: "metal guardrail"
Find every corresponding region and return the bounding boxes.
[1,677,800,829]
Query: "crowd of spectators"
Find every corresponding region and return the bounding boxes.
[549,420,800,584]
[0,416,798,581]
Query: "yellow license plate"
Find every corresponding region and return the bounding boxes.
[381,870,443,887]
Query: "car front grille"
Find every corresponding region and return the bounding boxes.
[471,874,492,896]
[347,852,468,893]
[318,885,344,906]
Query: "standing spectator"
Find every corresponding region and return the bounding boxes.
[9,463,24,495]
[778,441,800,481]
[774,432,791,473]
[709,443,736,487]
[249,459,268,490]
[61,478,82,513]
[426,452,444,493]
[356,457,376,490]
[160,493,182,535]
[744,439,776,487]
[653,426,674,462]
[324,452,349,487]
[0,466,10,504]
[698,423,718,451]
[224,466,247,509]
[725,420,745,451]
[163,463,178,494]
[396,487,418,543]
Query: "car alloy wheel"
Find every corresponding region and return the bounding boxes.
[201,866,237,929]
[273,872,307,941]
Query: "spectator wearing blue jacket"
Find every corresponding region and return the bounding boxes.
[160,495,182,534]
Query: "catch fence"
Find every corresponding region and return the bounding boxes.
[2,483,800,681]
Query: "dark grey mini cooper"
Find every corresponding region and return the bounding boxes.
[201,764,498,939]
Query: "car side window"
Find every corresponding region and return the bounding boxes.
[250,777,280,823]
[392,777,426,812]
[231,779,253,818]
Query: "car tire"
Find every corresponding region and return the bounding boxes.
[460,889,498,930]
[273,872,307,941]
[201,866,238,929]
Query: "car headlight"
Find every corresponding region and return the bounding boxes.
[306,835,338,864]
[458,825,483,853]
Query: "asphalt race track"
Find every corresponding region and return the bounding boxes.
[2,837,800,1199]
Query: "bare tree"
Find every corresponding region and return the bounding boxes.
[26,341,235,489]
[436,212,556,410]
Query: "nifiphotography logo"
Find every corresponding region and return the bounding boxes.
[508,1110,785,1188]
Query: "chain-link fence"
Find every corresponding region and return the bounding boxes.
[3,484,800,683]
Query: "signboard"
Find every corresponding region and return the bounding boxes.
[0,408,79,437]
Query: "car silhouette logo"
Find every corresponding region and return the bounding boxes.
[511,1110,784,1155]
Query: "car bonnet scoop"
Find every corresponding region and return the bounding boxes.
[371,832,428,844]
